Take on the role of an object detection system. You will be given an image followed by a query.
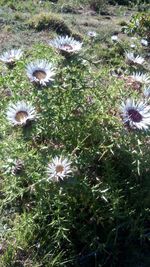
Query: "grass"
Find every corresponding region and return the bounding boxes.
[0,0,150,267]
[27,12,71,34]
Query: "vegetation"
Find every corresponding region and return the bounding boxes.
[28,12,71,34]
[123,13,150,39]
[0,1,150,267]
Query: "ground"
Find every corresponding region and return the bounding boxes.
[0,3,133,52]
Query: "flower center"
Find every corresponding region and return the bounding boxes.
[128,109,142,122]
[8,56,15,62]
[56,165,64,173]
[132,81,142,90]
[61,44,73,51]
[15,111,28,122]
[33,70,46,80]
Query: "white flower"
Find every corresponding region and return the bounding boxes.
[141,39,148,47]
[87,31,97,38]
[111,35,118,42]
[144,87,150,98]
[47,156,72,182]
[125,51,145,66]
[130,44,136,49]
[49,35,82,54]
[131,72,150,85]
[0,49,23,65]
[26,60,55,86]
[6,101,37,126]
[121,98,150,130]
[131,37,137,41]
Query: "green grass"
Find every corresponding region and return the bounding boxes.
[0,1,150,267]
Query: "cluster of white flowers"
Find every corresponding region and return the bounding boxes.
[6,99,73,181]
[109,31,150,130]
[123,34,150,129]
[2,36,83,128]
[0,36,83,182]
[122,53,150,130]
[1,30,150,184]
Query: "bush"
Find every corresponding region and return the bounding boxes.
[28,12,71,35]
[123,13,150,39]
[89,0,107,12]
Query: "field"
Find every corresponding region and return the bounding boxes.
[0,0,150,266]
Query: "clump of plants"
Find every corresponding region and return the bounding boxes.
[123,13,150,40]
[89,0,107,12]
[28,12,71,35]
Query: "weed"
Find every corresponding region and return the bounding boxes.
[28,12,71,35]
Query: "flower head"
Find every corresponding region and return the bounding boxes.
[6,101,37,126]
[130,44,136,49]
[111,35,118,42]
[87,31,97,38]
[26,60,55,86]
[47,156,72,182]
[131,37,137,41]
[49,35,82,55]
[125,51,145,66]
[0,49,23,65]
[141,39,148,47]
[121,98,150,130]
[131,72,150,85]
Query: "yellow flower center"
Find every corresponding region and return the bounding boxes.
[15,111,28,122]
[33,70,46,80]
